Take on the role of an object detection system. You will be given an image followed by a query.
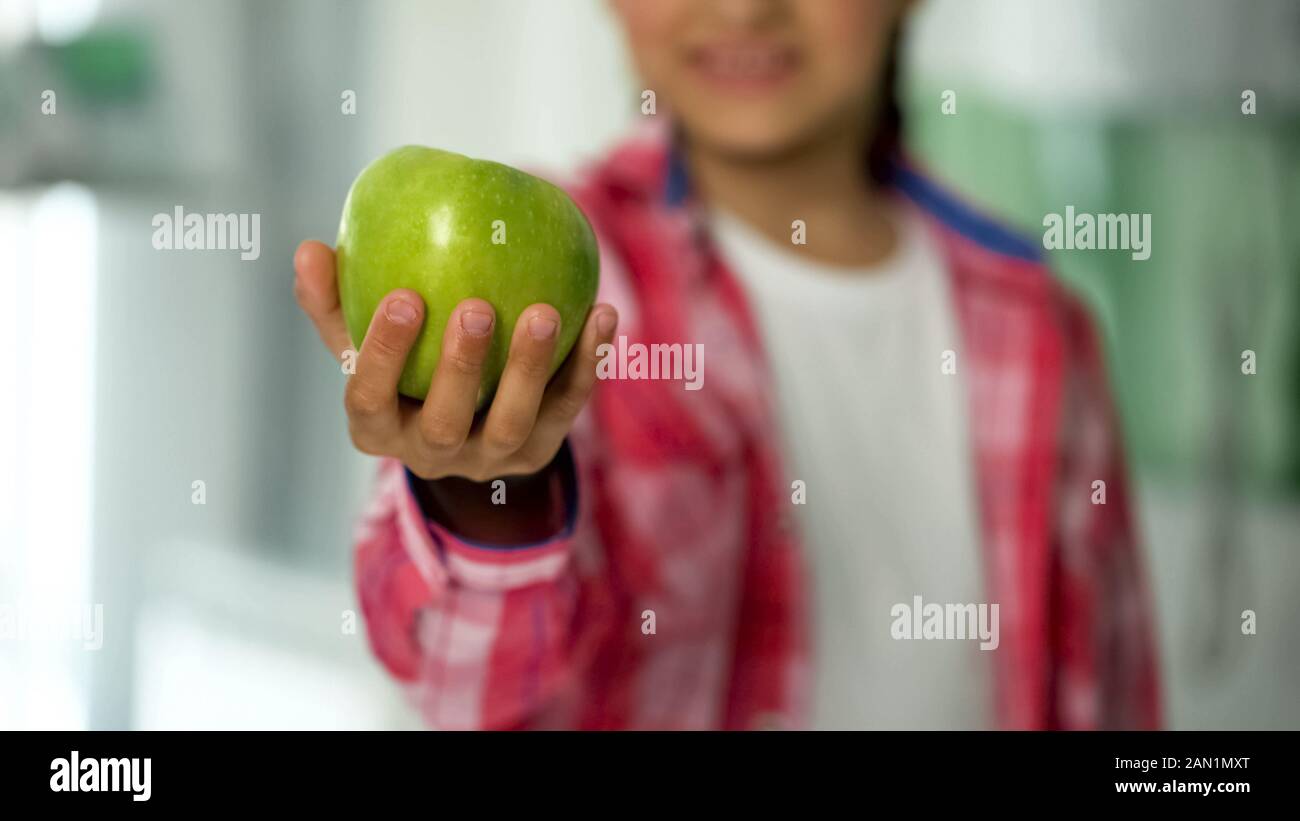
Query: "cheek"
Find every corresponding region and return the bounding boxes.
[614,0,688,92]
[803,10,893,101]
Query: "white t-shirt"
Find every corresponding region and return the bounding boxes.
[708,204,992,729]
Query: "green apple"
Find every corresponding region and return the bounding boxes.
[336,145,599,407]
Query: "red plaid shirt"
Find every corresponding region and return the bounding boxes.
[353,128,1162,730]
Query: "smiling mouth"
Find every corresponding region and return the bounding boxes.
[686,43,801,89]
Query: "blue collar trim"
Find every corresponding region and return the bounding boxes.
[663,143,1040,263]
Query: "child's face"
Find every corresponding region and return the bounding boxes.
[613,0,908,159]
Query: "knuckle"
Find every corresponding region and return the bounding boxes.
[344,385,386,419]
[551,390,588,421]
[444,348,484,378]
[420,414,464,452]
[365,329,407,360]
[485,423,529,454]
[347,425,381,456]
[513,353,552,380]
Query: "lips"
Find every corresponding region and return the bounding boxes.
[687,43,800,87]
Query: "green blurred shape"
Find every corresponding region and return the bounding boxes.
[46,28,153,104]
[902,76,1300,496]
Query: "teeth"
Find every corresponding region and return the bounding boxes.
[703,48,789,79]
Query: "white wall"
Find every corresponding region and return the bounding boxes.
[360,0,636,172]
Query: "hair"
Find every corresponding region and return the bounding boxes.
[865,25,904,185]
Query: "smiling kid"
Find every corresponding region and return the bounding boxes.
[293,0,1160,729]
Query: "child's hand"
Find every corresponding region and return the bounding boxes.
[293,240,617,482]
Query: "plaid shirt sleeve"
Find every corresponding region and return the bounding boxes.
[353,452,581,730]
[1050,294,1162,729]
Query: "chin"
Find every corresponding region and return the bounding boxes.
[681,114,815,161]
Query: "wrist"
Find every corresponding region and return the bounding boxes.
[407,444,574,545]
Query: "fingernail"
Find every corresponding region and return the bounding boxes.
[386,298,419,325]
[528,315,558,340]
[461,309,493,336]
[596,310,617,337]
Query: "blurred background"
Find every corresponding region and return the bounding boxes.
[0,0,1296,730]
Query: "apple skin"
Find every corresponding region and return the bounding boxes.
[336,145,599,407]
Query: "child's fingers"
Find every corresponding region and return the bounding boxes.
[293,240,353,359]
[344,290,425,452]
[479,304,562,456]
[526,304,617,458]
[417,299,496,456]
